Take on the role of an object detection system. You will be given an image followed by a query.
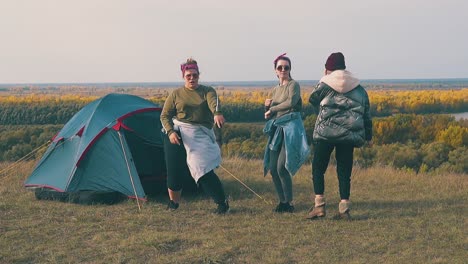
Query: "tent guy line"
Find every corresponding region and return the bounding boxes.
[0,140,51,179]
[219,165,272,205]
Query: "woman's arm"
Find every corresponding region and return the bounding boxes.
[206,86,222,115]
[206,86,225,128]
[363,90,373,141]
[308,83,326,107]
[160,91,177,136]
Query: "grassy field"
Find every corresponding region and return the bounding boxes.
[1,158,466,264]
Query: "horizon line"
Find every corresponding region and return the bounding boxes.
[2,77,468,86]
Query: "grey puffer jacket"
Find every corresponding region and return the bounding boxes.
[309,70,372,147]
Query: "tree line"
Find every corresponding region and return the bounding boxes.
[1,114,466,174]
[220,114,467,173]
[0,91,467,174]
[1,89,467,124]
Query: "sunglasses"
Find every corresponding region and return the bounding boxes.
[184,73,199,79]
[276,65,290,71]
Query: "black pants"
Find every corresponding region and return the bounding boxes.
[312,141,354,200]
[162,132,226,204]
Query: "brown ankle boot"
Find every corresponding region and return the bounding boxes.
[306,196,326,220]
[333,200,351,220]
[306,205,326,219]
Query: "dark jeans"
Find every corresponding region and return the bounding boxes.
[162,132,226,204]
[312,141,354,200]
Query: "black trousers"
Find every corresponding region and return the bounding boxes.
[312,141,354,200]
[162,132,226,204]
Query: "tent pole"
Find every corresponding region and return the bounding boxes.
[117,130,141,211]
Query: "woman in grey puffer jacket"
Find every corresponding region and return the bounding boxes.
[306,52,372,220]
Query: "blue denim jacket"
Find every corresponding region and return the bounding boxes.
[263,112,310,176]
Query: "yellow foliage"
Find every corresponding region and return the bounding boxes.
[219,88,468,107]
[1,89,467,114]
[437,125,468,148]
[367,89,468,113]
[0,94,98,104]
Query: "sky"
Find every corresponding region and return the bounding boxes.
[1,0,467,83]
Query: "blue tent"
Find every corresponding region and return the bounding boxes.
[24,93,165,202]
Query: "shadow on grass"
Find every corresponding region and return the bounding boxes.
[347,197,466,220]
[219,175,466,220]
[142,177,273,215]
[145,187,206,204]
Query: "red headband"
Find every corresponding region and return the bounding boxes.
[273,53,287,65]
[180,63,199,77]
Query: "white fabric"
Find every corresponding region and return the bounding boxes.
[173,119,221,182]
[320,70,360,93]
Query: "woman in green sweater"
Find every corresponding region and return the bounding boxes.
[160,58,229,214]
[263,53,310,213]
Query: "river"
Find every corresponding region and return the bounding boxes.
[452,112,468,120]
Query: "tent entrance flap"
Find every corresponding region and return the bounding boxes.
[122,116,166,195]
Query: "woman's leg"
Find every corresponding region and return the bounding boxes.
[334,144,354,219]
[163,132,189,206]
[307,141,334,219]
[198,170,229,214]
[197,170,226,204]
[335,144,354,200]
[312,141,334,195]
[269,147,286,203]
[276,141,293,203]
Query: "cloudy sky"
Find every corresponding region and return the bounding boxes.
[1,0,467,83]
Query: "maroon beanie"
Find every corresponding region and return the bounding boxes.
[325,52,346,71]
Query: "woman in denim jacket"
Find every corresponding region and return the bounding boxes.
[264,53,310,213]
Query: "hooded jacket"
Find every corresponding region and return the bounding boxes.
[309,70,372,147]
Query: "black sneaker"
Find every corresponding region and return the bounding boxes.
[274,202,286,213]
[274,202,294,213]
[215,201,230,214]
[283,203,295,213]
[166,200,179,211]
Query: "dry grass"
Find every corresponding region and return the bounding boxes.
[1,158,467,264]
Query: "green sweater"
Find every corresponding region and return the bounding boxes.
[160,84,222,135]
[269,79,302,118]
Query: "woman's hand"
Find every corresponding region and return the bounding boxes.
[169,132,181,145]
[214,114,225,128]
[264,99,272,119]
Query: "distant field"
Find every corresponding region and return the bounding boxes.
[1,158,466,263]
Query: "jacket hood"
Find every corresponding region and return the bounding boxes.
[319,70,360,93]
